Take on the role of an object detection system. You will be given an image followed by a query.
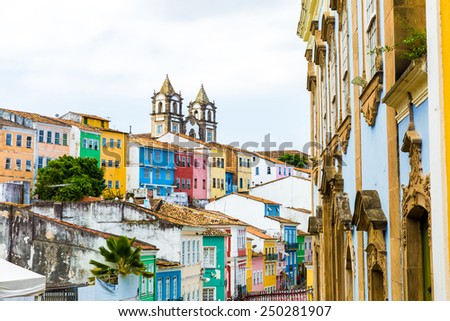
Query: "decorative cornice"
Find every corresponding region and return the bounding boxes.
[333,192,353,230]
[360,71,383,126]
[307,61,317,92]
[321,12,336,43]
[305,48,313,62]
[338,115,351,154]
[382,58,428,124]
[352,190,387,231]
[313,31,326,66]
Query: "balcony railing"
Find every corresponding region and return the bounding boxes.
[284,243,299,251]
[265,254,278,261]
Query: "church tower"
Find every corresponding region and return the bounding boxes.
[150,75,184,137]
[184,84,217,142]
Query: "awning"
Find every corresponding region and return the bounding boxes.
[0,259,46,299]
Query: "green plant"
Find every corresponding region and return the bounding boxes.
[278,153,309,169]
[89,236,153,284]
[402,27,427,60]
[103,188,124,200]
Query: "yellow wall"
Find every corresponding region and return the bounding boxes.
[442,0,450,264]
[0,128,35,187]
[246,240,253,293]
[237,152,252,192]
[82,116,109,129]
[263,240,277,290]
[209,147,226,199]
[100,130,127,197]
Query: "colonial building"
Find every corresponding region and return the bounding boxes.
[298,0,436,301]
[151,75,218,143]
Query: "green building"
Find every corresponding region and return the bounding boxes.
[202,229,228,301]
[80,130,101,165]
[139,249,157,301]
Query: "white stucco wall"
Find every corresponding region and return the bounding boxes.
[251,156,277,187]
[249,176,311,210]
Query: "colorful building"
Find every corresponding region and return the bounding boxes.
[154,259,182,301]
[201,229,228,301]
[245,238,253,293]
[127,134,175,197]
[207,144,226,199]
[0,118,35,193]
[139,249,158,301]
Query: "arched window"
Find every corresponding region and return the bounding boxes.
[189,128,196,138]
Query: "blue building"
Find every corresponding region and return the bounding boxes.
[155,260,182,301]
[225,172,234,194]
[128,134,175,197]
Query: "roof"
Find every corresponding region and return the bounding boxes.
[195,84,210,104]
[32,212,158,250]
[297,230,310,236]
[175,133,208,147]
[130,134,177,151]
[200,228,231,237]
[247,226,276,240]
[51,117,102,133]
[251,175,311,190]
[252,152,296,166]
[155,202,249,227]
[1,108,71,127]
[286,207,312,214]
[71,112,110,122]
[266,216,300,225]
[206,142,253,155]
[0,259,46,299]
[214,193,281,205]
[156,259,182,269]
[159,75,176,96]
[0,118,34,131]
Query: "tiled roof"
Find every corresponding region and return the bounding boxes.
[201,228,231,237]
[0,118,33,130]
[32,212,158,250]
[214,193,280,205]
[130,134,178,151]
[1,108,71,127]
[297,230,310,236]
[266,216,300,225]
[51,117,102,133]
[70,112,110,122]
[124,202,197,227]
[247,226,276,240]
[156,259,182,269]
[286,207,312,214]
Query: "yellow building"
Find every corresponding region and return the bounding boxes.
[247,227,277,292]
[60,112,128,197]
[0,119,35,188]
[246,238,253,293]
[236,151,252,193]
[207,144,226,199]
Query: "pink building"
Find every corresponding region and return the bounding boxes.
[192,151,208,206]
[275,163,295,179]
[251,254,264,292]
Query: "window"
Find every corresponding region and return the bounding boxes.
[173,278,178,300]
[102,138,107,147]
[157,124,163,134]
[82,138,87,149]
[192,240,196,264]
[172,123,178,133]
[366,0,378,79]
[267,167,271,175]
[187,179,191,189]
[165,278,170,300]
[117,139,121,148]
[38,130,44,143]
[212,178,216,188]
[182,178,185,189]
[115,160,120,168]
[5,133,12,146]
[144,168,150,179]
[206,131,212,143]
[255,167,259,175]
[54,133,60,145]
[155,151,162,162]
[108,160,113,167]
[5,158,11,170]
[47,131,52,144]
[26,160,32,172]
[115,181,120,189]
[284,168,286,175]
[187,157,191,167]
[108,180,112,188]
[239,178,243,189]
[38,157,44,170]
[101,159,106,167]
[288,168,292,176]
[194,178,197,189]
[176,178,180,188]
[157,279,162,301]
[239,157,242,167]
[155,169,161,179]
[220,179,224,190]
[247,159,250,168]
[247,179,250,189]
[181,241,185,265]
[26,136,32,148]
[194,159,199,168]
[203,247,216,268]
[109,138,114,148]
[88,139,93,149]
[181,156,186,167]
[15,159,22,171]
[16,134,22,147]
[164,170,170,180]
[187,240,191,265]
[93,140,99,150]
[197,240,200,263]
[202,179,206,190]
[203,288,215,301]
[278,167,282,175]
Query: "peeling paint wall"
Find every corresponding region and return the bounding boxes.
[0,203,108,286]
[30,201,183,262]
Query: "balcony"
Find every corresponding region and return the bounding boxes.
[265,254,278,261]
[284,243,299,251]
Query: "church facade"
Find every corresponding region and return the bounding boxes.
[150,75,218,143]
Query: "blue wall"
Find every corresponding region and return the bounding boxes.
[155,270,182,301]
[139,146,175,196]
[265,204,280,217]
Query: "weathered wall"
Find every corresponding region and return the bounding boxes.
[30,201,183,262]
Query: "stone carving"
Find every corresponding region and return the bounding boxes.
[360,71,383,127]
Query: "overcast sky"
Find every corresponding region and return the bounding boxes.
[0,0,309,151]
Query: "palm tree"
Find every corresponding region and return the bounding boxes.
[89,236,153,284]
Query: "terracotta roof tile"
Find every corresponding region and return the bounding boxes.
[156,258,182,269]
[266,216,300,225]
[130,134,178,151]
[50,117,102,133]
[1,108,71,127]
[70,112,110,122]
[0,118,34,130]
[247,226,276,240]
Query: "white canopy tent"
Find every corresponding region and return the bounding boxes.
[0,259,46,299]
